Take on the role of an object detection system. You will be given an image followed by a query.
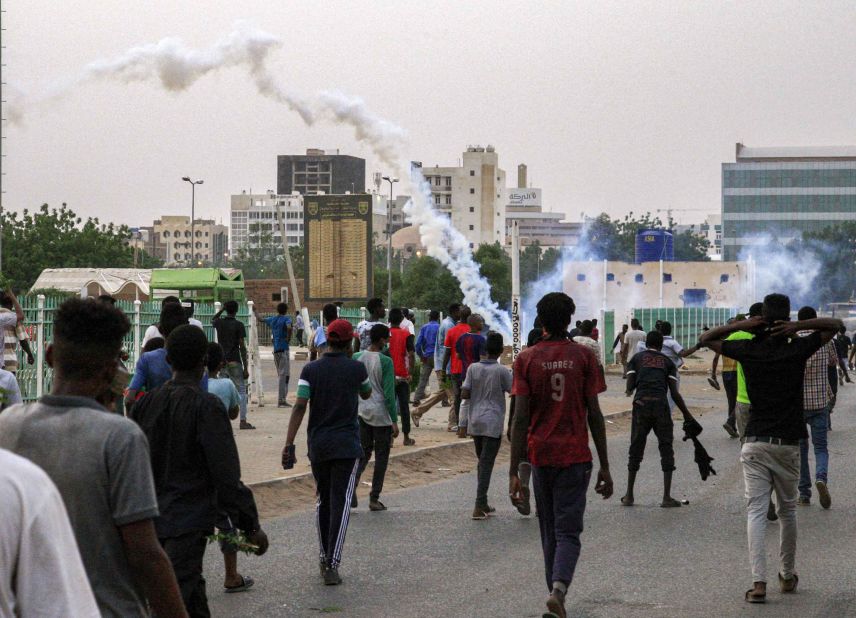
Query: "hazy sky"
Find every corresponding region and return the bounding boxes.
[4,1,856,228]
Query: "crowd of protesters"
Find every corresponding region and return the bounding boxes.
[0,287,851,617]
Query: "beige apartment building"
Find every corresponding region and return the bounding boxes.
[152,215,228,266]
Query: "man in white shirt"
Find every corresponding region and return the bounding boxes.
[572,320,602,364]
[399,308,416,336]
[0,447,100,617]
[623,319,647,363]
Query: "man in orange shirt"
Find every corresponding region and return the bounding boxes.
[440,306,471,432]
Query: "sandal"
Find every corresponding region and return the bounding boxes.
[224,575,254,593]
[744,588,766,604]
[660,498,682,508]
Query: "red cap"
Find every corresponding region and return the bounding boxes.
[326,319,354,342]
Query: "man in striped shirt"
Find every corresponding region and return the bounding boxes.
[0,291,34,374]
[282,319,372,586]
[796,306,835,509]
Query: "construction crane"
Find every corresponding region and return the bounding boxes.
[655,207,715,227]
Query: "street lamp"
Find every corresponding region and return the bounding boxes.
[182,177,204,265]
[381,175,399,307]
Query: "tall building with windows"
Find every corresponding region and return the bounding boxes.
[152,216,228,266]
[276,149,366,195]
[421,145,506,248]
[230,191,304,253]
[722,143,856,260]
[674,214,722,260]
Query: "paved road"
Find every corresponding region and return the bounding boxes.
[207,380,856,617]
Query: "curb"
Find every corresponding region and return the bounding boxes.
[247,409,632,490]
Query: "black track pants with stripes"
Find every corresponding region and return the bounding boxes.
[312,458,359,569]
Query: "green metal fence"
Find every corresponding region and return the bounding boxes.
[13,296,250,402]
[602,310,615,365]
[631,307,737,347]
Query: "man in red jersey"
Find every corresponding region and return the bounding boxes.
[509,293,613,618]
[440,305,472,432]
[388,308,416,446]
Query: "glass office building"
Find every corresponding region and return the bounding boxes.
[722,143,856,261]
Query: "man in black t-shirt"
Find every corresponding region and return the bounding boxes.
[623,330,696,508]
[213,301,253,429]
[282,319,372,586]
[832,327,852,384]
[701,294,841,604]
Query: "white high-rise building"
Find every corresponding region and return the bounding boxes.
[421,145,506,248]
[230,191,304,252]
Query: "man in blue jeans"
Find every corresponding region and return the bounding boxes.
[509,292,613,618]
[796,306,834,509]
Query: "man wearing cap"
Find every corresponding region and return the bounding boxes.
[282,319,372,586]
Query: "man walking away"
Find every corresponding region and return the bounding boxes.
[354,324,399,511]
[213,301,254,429]
[310,304,339,361]
[590,318,599,341]
[459,332,511,519]
[710,317,742,438]
[389,308,417,446]
[527,316,544,347]
[0,298,187,618]
[295,311,304,347]
[623,330,698,508]
[354,297,386,353]
[441,305,473,432]
[456,313,487,383]
[701,295,841,604]
[795,307,834,509]
[572,320,601,364]
[624,319,646,364]
[132,326,268,615]
[613,324,629,378]
[833,326,852,384]
[399,308,416,336]
[259,302,293,407]
[413,310,440,406]
[509,293,613,618]
[413,304,461,422]
[0,365,22,411]
[282,319,372,585]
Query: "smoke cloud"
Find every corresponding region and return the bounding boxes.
[10,23,508,334]
[737,235,822,308]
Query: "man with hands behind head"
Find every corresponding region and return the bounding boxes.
[700,294,841,604]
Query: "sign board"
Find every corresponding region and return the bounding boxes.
[304,194,373,301]
[504,188,542,209]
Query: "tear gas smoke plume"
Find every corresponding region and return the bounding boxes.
[9,23,510,337]
[737,235,822,308]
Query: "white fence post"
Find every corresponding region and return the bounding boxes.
[36,295,45,397]
[133,300,142,366]
[213,302,221,343]
[247,300,265,407]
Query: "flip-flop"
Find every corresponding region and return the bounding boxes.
[707,377,721,390]
[744,589,765,604]
[661,498,682,508]
[621,496,634,506]
[224,575,254,593]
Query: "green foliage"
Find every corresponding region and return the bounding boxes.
[0,203,162,291]
[228,224,304,280]
[473,243,511,308]
[206,531,260,555]
[394,256,460,309]
[580,212,710,262]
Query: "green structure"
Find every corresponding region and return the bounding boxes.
[149,268,245,303]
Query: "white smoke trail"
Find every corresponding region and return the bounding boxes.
[9,23,508,335]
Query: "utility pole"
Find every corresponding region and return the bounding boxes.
[382,176,399,307]
[511,221,521,360]
[182,177,203,265]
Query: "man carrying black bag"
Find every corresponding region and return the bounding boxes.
[622,330,697,508]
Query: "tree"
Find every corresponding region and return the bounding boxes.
[395,256,461,309]
[228,224,305,280]
[0,203,161,291]
[578,212,710,262]
[473,242,511,309]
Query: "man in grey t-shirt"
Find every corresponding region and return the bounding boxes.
[459,333,512,519]
[0,298,186,618]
